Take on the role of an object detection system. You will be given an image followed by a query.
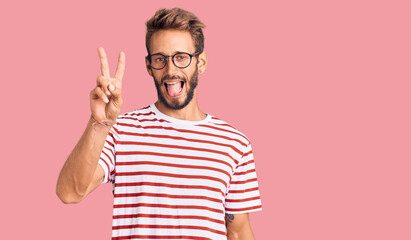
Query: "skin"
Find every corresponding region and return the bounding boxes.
[56,29,255,239]
[56,47,124,203]
[145,29,207,121]
[225,213,256,240]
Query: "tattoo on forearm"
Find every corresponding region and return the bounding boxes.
[225,213,234,224]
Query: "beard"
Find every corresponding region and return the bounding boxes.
[153,68,199,110]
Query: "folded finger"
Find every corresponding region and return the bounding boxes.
[92,86,109,103]
[96,76,111,96]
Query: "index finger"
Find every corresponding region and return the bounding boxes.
[98,47,110,77]
[115,51,126,81]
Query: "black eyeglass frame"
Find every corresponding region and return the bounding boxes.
[146,51,201,70]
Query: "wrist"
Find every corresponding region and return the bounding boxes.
[90,115,116,130]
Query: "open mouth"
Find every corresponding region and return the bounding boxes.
[164,81,184,97]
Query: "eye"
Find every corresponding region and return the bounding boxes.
[175,54,188,61]
[154,56,165,62]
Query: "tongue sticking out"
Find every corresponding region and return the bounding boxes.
[166,82,183,97]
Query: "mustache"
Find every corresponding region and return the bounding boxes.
[161,75,186,83]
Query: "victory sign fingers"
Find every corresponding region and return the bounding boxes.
[90,47,126,122]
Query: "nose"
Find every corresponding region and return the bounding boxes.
[163,56,178,74]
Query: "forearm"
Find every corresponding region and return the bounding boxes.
[56,118,110,203]
[227,228,255,240]
[226,213,255,240]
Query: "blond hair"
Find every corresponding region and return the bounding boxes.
[146,8,206,54]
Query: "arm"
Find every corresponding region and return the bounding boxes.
[56,47,125,204]
[225,213,255,240]
[56,118,110,204]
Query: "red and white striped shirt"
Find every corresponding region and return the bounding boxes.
[99,103,262,240]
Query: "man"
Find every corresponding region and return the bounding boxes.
[57,8,262,240]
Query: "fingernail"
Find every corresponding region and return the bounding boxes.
[105,98,109,103]
[106,90,111,95]
[109,84,115,91]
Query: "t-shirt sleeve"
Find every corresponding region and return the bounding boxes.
[225,142,263,214]
[98,126,119,184]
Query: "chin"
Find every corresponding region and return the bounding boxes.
[162,95,191,110]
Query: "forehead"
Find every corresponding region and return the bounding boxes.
[150,29,195,54]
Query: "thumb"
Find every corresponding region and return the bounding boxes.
[108,82,122,98]
[108,83,123,109]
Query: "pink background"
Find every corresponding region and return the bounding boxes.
[1,0,410,239]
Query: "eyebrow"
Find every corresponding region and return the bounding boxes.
[151,51,189,55]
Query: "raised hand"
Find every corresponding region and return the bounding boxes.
[90,47,125,123]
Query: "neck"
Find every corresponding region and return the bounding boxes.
[155,96,206,121]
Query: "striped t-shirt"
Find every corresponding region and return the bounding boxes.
[99,103,262,240]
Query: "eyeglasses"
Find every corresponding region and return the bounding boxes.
[146,52,200,70]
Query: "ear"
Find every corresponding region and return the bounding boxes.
[197,51,208,75]
[145,57,153,77]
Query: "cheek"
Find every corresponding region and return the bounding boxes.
[185,68,198,80]
[152,72,163,82]
[152,74,162,87]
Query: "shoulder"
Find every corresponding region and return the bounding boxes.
[110,105,158,136]
[116,105,156,123]
[205,115,251,147]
